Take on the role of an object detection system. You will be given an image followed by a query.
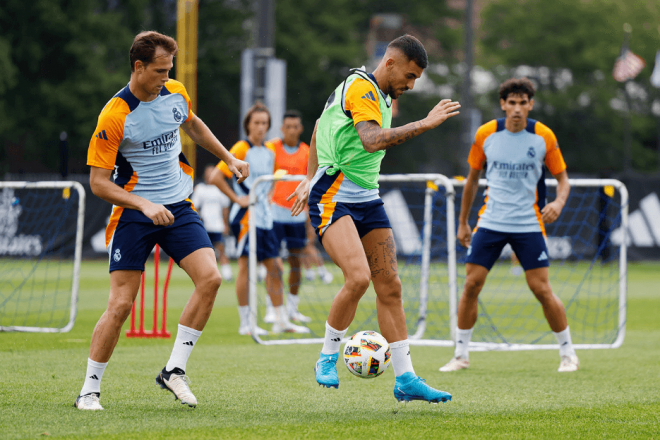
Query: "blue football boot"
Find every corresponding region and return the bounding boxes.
[394,372,452,403]
[315,353,339,388]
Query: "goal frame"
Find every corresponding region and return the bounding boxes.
[0,181,85,333]
[437,178,628,351]
[247,173,457,346]
[247,174,628,350]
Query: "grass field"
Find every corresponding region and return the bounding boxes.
[1,261,658,439]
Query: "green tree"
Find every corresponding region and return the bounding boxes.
[479,0,660,174]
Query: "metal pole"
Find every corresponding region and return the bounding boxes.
[623,83,632,174]
[460,0,474,175]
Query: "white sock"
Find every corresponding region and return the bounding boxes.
[454,327,473,360]
[165,324,202,372]
[316,266,328,276]
[287,292,299,314]
[80,358,108,396]
[238,305,250,328]
[321,322,348,355]
[390,340,415,377]
[554,326,576,357]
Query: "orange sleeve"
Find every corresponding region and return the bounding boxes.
[344,78,382,126]
[217,141,249,178]
[86,98,128,170]
[536,122,566,175]
[467,120,497,170]
[164,79,193,122]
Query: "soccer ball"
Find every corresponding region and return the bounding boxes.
[343,330,391,379]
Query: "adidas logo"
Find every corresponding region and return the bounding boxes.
[95,130,108,141]
[562,341,568,346]
[183,341,194,346]
[612,192,660,247]
[331,338,341,342]
[89,374,99,380]
[538,251,548,261]
[361,91,376,101]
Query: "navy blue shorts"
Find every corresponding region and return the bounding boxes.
[107,200,213,272]
[466,227,549,271]
[309,199,391,243]
[273,221,307,250]
[207,232,224,244]
[231,207,279,261]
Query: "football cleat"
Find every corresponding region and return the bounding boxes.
[439,356,469,372]
[74,392,103,410]
[315,353,339,388]
[272,318,310,334]
[394,372,452,403]
[557,355,579,372]
[156,367,197,407]
[238,325,268,336]
[289,310,312,323]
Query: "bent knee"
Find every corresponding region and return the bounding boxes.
[376,276,402,302]
[463,277,485,298]
[198,270,222,293]
[345,271,371,295]
[108,298,134,322]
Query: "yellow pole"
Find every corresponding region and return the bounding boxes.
[176,0,198,176]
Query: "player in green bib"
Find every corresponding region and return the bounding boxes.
[289,35,460,403]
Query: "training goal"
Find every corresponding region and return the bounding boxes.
[0,181,85,333]
[247,174,627,350]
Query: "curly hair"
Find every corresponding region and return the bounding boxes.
[499,77,535,101]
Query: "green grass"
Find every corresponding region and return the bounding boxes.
[1,261,659,439]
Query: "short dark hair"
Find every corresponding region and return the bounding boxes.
[387,34,428,69]
[130,31,178,72]
[243,102,271,136]
[499,78,535,101]
[283,109,302,121]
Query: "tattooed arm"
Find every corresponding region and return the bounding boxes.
[355,99,461,153]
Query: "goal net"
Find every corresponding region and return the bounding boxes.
[247,174,457,345]
[248,174,627,350]
[0,182,85,333]
[447,178,628,350]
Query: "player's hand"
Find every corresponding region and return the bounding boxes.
[235,195,250,209]
[457,222,472,248]
[287,178,310,217]
[142,202,175,226]
[229,158,250,184]
[424,99,461,129]
[541,200,563,224]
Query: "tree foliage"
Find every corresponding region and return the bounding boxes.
[479,0,660,174]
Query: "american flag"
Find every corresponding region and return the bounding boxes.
[613,49,646,82]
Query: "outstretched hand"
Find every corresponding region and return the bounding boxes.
[287,178,311,217]
[425,99,461,129]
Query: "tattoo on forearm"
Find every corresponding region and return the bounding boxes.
[355,121,426,151]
